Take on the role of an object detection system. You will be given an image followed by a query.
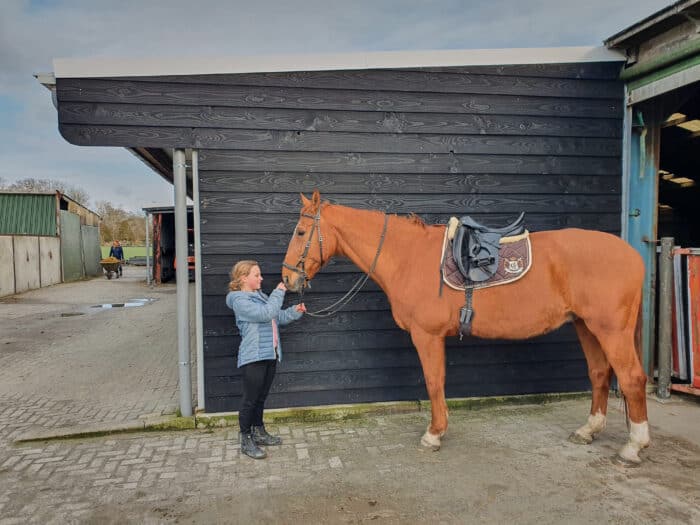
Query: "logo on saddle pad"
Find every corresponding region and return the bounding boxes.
[503,256,525,274]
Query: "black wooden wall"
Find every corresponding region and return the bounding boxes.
[55,61,624,412]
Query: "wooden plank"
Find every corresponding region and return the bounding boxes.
[199,212,621,236]
[59,102,623,138]
[203,323,580,353]
[58,124,622,155]
[197,150,621,175]
[205,291,390,316]
[199,172,621,195]
[204,359,587,395]
[198,193,620,216]
[201,253,360,274]
[206,310,400,336]
[56,79,622,118]
[205,342,585,376]
[206,373,592,412]
[106,68,622,99]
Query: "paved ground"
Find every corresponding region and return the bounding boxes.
[1,269,700,524]
[0,266,189,441]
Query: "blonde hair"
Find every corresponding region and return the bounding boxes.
[228,260,259,291]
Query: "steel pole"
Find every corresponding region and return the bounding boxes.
[657,237,674,399]
[174,148,193,417]
[192,150,205,411]
[145,212,151,286]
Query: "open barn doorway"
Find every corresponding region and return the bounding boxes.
[656,83,700,390]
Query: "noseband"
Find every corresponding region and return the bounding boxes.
[282,209,324,291]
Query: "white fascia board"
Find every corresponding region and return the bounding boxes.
[53,46,625,79]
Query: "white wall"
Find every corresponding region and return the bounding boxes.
[39,236,62,287]
[0,235,64,297]
[13,236,41,294]
[0,236,15,297]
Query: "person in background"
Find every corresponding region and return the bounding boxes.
[226,260,306,459]
[109,240,124,277]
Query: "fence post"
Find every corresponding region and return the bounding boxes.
[657,237,674,399]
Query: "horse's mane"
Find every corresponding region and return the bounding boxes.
[313,201,436,230]
[405,212,427,228]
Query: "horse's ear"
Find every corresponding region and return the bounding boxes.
[311,190,321,210]
[300,193,311,208]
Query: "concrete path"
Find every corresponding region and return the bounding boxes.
[0,266,192,442]
[1,268,699,523]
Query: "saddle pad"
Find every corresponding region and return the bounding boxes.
[441,229,532,291]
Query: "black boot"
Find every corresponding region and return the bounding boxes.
[240,432,266,459]
[252,425,283,446]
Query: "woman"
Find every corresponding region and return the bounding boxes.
[226,260,306,459]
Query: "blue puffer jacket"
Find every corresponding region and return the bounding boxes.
[225,289,303,368]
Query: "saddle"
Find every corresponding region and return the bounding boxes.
[450,212,525,283]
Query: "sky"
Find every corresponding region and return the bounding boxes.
[0,0,672,213]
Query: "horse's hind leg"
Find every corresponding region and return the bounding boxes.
[569,319,611,445]
[411,328,448,451]
[585,322,649,464]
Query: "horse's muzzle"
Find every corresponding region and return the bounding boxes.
[283,273,306,293]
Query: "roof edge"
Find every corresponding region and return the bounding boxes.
[605,0,699,48]
[53,46,625,79]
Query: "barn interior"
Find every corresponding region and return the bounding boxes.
[658,86,700,247]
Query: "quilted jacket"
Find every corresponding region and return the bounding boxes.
[225,289,303,367]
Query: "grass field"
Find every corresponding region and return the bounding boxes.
[101,246,152,259]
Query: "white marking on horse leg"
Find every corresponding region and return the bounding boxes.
[617,421,650,464]
[573,410,607,444]
[420,425,441,451]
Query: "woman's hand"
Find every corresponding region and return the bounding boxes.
[276,282,287,291]
[295,303,307,313]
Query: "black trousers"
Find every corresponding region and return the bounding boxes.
[239,359,277,434]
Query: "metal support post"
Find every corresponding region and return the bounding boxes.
[657,237,674,399]
[192,150,205,411]
[174,148,193,417]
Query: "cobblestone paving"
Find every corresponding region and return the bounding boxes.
[1,400,699,524]
[0,267,191,437]
[2,268,700,523]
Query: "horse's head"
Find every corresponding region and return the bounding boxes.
[282,190,332,292]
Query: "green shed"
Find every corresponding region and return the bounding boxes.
[0,191,102,296]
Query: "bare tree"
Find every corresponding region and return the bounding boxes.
[95,200,146,244]
[0,177,90,207]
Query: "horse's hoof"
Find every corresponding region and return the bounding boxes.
[420,432,441,451]
[612,454,641,467]
[568,432,592,445]
[420,439,440,451]
[615,441,644,466]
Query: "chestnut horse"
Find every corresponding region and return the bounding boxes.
[281,191,650,464]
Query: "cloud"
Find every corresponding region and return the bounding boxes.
[0,0,672,211]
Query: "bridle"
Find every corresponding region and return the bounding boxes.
[282,208,389,317]
[282,208,324,289]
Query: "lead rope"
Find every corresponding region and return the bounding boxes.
[305,214,389,318]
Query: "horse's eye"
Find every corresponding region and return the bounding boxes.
[297,230,305,237]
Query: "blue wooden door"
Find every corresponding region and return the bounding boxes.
[626,109,659,375]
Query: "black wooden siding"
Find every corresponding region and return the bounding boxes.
[55,61,624,412]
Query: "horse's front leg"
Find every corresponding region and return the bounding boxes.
[411,328,448,451]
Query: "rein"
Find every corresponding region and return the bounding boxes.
[283,210,389,317]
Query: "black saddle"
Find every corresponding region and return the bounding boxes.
[452,212,525,283]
